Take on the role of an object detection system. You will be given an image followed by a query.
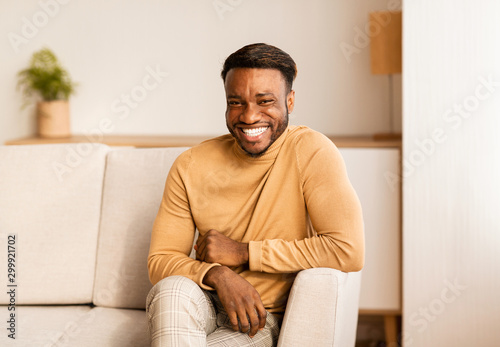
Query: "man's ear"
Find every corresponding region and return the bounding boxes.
[287,90,295,113]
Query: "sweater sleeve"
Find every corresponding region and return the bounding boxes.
[147,150,220,289]
[248,131,365,273]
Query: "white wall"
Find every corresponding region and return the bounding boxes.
[0,0,401,145]
[403,1,500,346]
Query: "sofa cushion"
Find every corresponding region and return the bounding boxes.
[93,147,188,309]
[0,305,92,346]
[62,307,149,347]
[0,306,148,347]
[0,144,109,304]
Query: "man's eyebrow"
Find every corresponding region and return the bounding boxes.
[226,92,276,99]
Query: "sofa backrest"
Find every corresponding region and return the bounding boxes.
[92,147,188,309]
[0,144,109,304]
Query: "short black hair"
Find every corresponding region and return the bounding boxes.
[221,43,297,93]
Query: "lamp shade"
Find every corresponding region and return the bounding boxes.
[370,11,402,74]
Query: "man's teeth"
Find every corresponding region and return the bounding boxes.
[241,127,268,137]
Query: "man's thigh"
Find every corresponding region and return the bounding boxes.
[147,276,218,346]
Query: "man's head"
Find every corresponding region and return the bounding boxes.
[221,43,297,157]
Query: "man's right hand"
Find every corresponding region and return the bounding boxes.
[203,266,267,338]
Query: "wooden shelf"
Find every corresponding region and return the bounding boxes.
[5,134,401,149]
[4,134,211,148]
[327,135,401,148]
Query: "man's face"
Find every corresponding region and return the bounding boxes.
[224,68,295,157]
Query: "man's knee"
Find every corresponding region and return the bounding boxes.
[146,276,201,311]
[153,275,198,292]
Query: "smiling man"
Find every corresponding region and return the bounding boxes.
[146,43,364,347]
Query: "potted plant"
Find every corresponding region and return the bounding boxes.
[18,48,77,138]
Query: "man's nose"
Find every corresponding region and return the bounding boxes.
[240,103,261,124]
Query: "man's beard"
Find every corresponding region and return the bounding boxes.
[229,104,289,158]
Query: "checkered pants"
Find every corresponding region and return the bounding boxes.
[146,276,281,347]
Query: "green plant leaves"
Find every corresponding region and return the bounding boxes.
[17,47,77,103]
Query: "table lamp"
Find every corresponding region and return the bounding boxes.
[370,11,402,141]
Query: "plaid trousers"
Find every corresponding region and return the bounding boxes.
[146,276,281,347]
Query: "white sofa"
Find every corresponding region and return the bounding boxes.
[0,144,361,347]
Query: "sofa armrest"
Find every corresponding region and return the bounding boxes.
[277,268,362,347]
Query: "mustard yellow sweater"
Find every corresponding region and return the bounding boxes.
[148,125,364,313]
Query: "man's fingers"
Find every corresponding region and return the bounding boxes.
[228,312,240,332]
[195,235,207,260]
[256,304,267,331]
[248,310,260,337]
[236,308,250,334]
[195,229,218,260]
[197,246,207,262]
[241,299,261,337]
[195,233,205,248]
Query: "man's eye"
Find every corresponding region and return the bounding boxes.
[228,101,241,106]
[260,99,273,105]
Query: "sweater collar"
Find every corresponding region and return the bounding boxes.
[233,126,291,162]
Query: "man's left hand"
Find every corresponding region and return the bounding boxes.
[195,229,249,267]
